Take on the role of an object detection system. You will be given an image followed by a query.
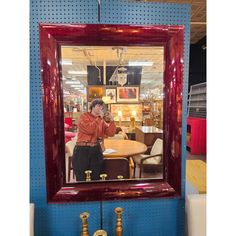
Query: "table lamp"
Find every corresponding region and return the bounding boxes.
[118,110,122,127]
[130,110,136,130]
[102,96,111,104]
[102,96,112,110]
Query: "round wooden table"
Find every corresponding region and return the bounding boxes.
[104,139,147,158]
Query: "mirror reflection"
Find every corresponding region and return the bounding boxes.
[61,46,164,183]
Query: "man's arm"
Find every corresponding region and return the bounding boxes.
[104,121,116,137]
[78,114,101,135]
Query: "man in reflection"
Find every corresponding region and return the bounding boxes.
[72,99,116,181]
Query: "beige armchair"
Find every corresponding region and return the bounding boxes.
[65,140,76,182]
[132,138,163,178]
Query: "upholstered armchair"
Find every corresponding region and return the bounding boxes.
[132,138,163,178]
[65,140,76,182]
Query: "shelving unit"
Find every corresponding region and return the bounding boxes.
[188,82,206,118]
[141,100,163,129]
[187,82,206,155]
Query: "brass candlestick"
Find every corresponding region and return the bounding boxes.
[117,175,124,180]
[130,116,135,130]
[100,173,107,181]
[93,229,107,236]
[114,207,123,236]
[85,170,92,181]
[80,212,90,236]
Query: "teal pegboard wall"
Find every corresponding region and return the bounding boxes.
[100,0,191,25]
[30,0,190,235]
[100,1,190,235]
[30,0,101,235]
[102,198,185,236]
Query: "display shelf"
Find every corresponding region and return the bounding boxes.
[188,105,206,108]
[141,100,163,129]
[187,83,206,154]
[188,82,206,118]
[189,98,206,102]
[190,91,206,95]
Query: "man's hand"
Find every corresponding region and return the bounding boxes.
[103,111,114,123]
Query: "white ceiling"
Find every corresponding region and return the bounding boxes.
[61,46,164,99]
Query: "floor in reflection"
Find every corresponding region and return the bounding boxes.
[66,150,206,183]
[66,166,163,183]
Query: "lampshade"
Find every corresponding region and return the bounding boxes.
[102,96,112,104]
[131,110,137,117]
[118,110,122,117]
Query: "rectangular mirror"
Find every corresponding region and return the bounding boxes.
[39,24,184,202]
[61,45,164,183]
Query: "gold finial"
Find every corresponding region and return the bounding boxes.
[85,170,92,181]
[100,173,107,181]
[117,175,124,180]
[93,229,107,236]
[80,212,90,236]
[114,207,124,236]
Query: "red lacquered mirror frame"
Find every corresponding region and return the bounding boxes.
[39,24,184,202]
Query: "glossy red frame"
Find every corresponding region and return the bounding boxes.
[39,24,184,202]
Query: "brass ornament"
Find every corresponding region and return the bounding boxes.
[100,173,108,181]
[85,170,92,181]
[114,207,124,236]
[93,229,107,236]
[80,212,90,236]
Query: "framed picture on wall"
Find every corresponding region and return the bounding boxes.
[87,86,104,102]
[105,88,116,103]
[117,86,139,103]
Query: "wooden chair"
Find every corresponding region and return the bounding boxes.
[132,138,163,178]
[102,158,130,180]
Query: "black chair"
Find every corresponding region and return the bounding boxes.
[102,158,130,180]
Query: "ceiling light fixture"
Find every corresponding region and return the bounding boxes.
[109,47,128,86]
[128,61,153,66]
[74,87,85,90]
[70,84,84,88]
[61,60,72,65]
[65,81,81,84]
[68,70,87,75]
